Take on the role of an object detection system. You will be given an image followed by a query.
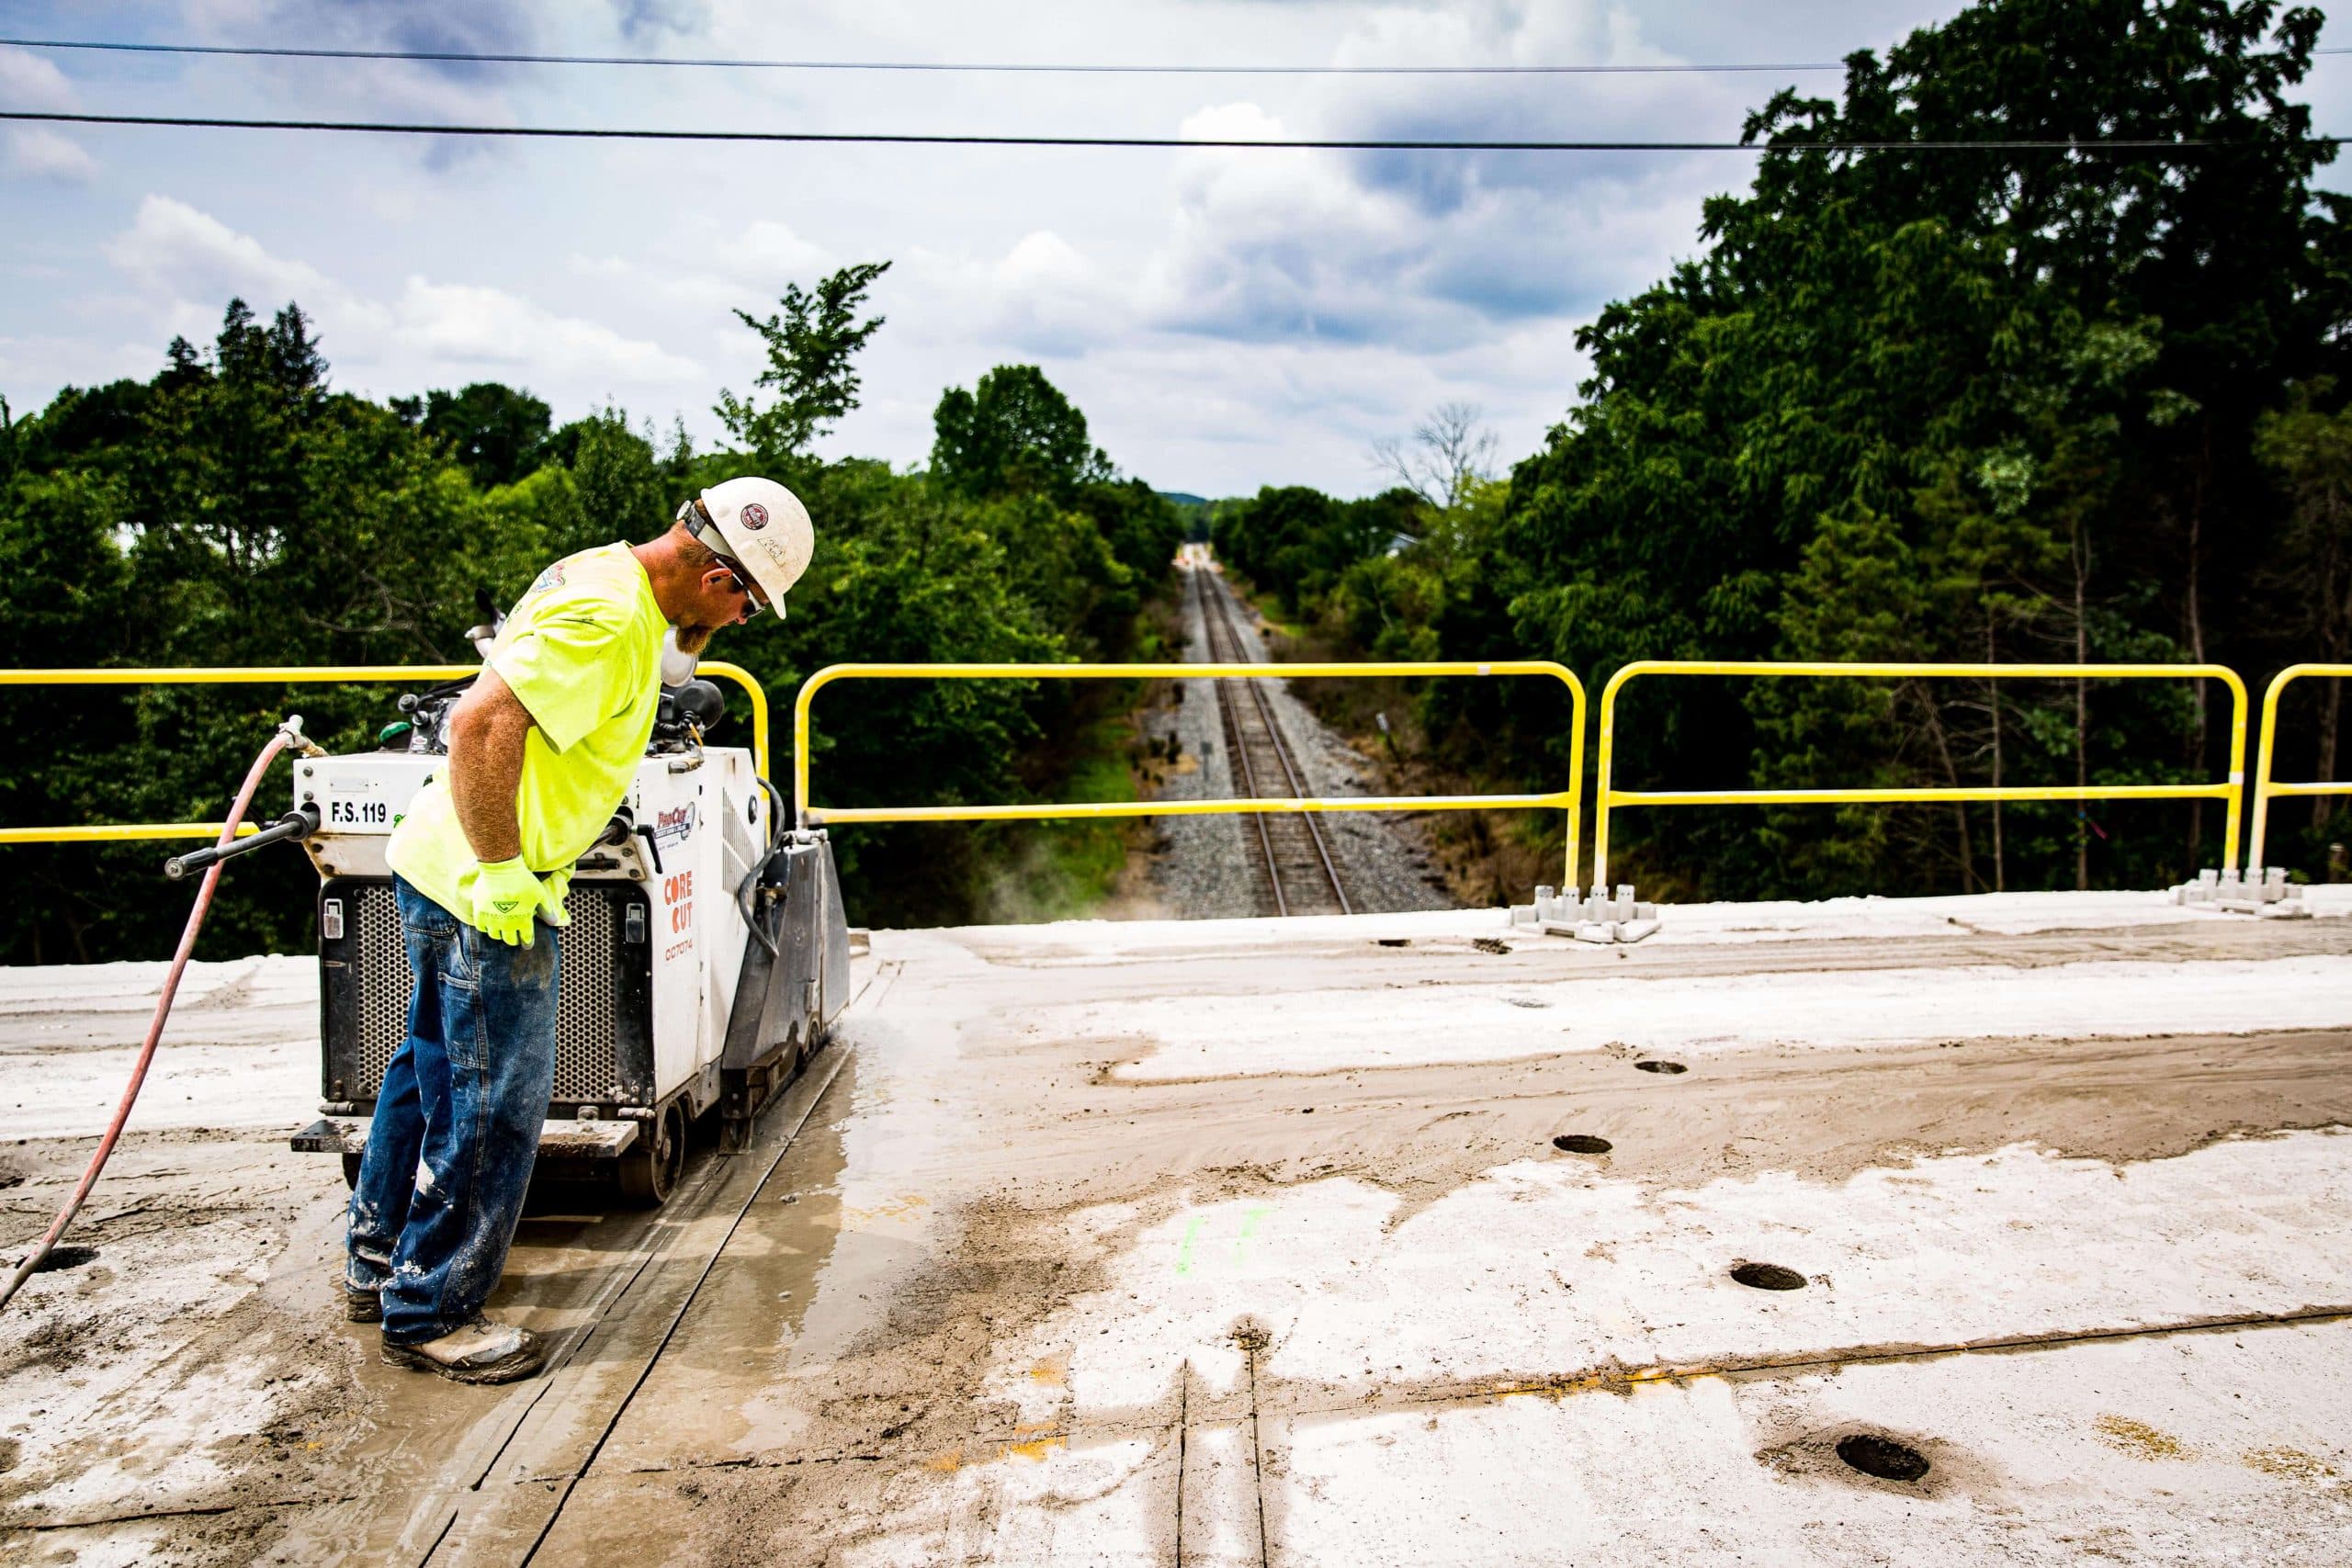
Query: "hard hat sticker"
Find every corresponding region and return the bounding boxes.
[740,502,769,530]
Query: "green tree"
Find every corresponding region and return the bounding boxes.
[931,365,1110,500]
[716,262,891,471]
[567,406,668,552]
[1490,0,2346,897]
[2254,382,2352,831]
[0,468,136,961]
[414,382,553,488]
[0,299,501,961]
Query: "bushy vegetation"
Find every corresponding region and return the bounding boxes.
[1216,0,2352,898]
[0,274,1182,961]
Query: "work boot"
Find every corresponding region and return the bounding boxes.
[343,1281,382,1324]
[380,1316,547,1385]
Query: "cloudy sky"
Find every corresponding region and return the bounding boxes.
[6,1,2352,497]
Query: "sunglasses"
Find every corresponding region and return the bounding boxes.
[677,500,779,621]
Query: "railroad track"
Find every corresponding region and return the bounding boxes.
[1191,563,1352,918]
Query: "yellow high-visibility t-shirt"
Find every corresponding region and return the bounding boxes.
[388,543,665,925]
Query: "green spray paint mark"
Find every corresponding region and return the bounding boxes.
[1175,1215,1205,1277]
[1235,1205,1269,1265]
[1176,1205,1272,1277]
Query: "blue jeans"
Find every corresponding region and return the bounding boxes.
[347,877,559,1346]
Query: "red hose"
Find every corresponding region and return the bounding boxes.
[0,726,295,1316]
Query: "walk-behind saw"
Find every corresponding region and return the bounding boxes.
[171,653,853,1207]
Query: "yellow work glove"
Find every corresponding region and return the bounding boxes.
[467,856,561,947]
[538,865,574,928]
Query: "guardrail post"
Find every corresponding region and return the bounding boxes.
[2248,663,2352,874]
[1590,661,1646,895]
[2219,665,2248,876]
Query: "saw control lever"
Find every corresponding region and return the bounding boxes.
[633,822,665,875]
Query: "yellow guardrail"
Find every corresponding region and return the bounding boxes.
[2246,663,2352,873]
[1591,661,2250,892]
[794,660,1590,886]
[0,662,772,846]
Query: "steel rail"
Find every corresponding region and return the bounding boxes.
[1196,567,1351,917]
[2246,663,2352,872]
[1193,569,1289,914]
[1591,660,2250,892]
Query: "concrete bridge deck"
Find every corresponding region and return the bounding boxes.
[3,887,2350,1563]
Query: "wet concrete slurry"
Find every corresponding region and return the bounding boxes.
[4,892,2352,1562]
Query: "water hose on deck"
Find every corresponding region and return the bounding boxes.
[0,717,311,1317]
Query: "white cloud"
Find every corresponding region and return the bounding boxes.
[0,45,77,110]
[393,278,704,383]
[182,0,526,131]
[569,219,838,321]
[5,128,98,183]
[94,195,699,409]
[713,220,832,286]
[104,196,349,311]
[890,230,1127,360]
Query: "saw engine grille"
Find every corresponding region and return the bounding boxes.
[349,882,624,1106]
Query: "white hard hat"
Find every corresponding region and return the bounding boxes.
[685,476,813,614]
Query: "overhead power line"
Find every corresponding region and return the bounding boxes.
[4,108,2337,154]
[6,34,2345,77]
[0,36,1855,74]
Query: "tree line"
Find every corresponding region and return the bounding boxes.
[6,0,2347,956]
[0,268,1183,962]
[1216,0,2352,900]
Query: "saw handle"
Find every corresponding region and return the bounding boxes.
[163,806,320,880]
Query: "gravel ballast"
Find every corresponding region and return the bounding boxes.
[1136,565,1456,919]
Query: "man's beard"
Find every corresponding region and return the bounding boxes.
[673,622,720,656]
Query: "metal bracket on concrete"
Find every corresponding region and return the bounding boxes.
[2171,866,2311,919]
[1509,884,1661,944]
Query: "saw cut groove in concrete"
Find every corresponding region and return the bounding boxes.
[1171,1367,1188,1563]
[515,1050,855,1565]
[1237,1323,1272,1568]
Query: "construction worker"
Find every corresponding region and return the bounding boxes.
[347,478,813,1383]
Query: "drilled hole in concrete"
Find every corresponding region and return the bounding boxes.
[30,1245,98,1272]
[1634,1059,1687,1075]
[1732,1262,1806,1291]
[1837,1434,1930,1483]
[1552,1134,1612,1155]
